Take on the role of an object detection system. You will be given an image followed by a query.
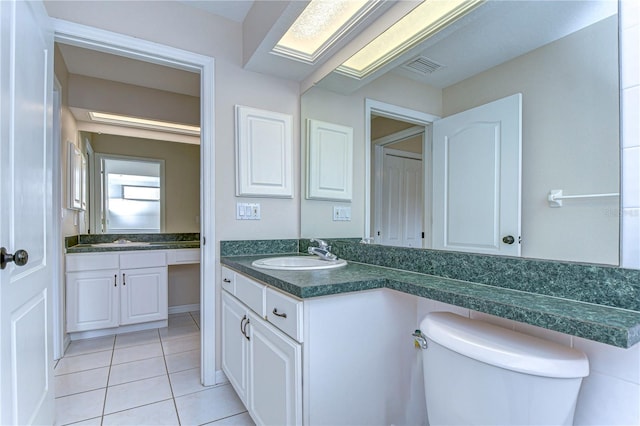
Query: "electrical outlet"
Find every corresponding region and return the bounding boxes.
[333,206,351,221]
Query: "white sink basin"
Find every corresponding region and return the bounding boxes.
[251,256,347,271]
[92,241,151,247]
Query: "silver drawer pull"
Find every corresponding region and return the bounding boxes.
[272,308,287,318]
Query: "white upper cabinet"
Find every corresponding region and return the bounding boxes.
[306,119,353,201]
[235,105,293,198]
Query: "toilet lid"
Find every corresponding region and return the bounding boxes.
[421,312,589,378]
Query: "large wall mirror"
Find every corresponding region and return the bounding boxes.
[301,0,620,265]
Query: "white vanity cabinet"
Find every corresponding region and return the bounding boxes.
[66,251,168,332]
[221,266,302,426]
[221,264,423,426]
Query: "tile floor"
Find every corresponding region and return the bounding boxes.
[54,312,254,426]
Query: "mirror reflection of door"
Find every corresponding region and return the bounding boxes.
[96,155,165,233]
[372,118,427,248]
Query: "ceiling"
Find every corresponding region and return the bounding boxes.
[56,0,617,131]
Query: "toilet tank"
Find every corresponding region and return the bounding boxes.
[420,312,589,426]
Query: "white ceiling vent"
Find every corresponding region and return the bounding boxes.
[402,56,444,75]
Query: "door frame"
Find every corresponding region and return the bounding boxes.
[373,128,424,245]
[364,99,439,245]
[51,19,218,385]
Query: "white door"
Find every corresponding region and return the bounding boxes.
[432,93,522,256]
[221,291,249,404]
[380,149,423,247]
[66,270,119,332]
[248,312,302,426]
[0,1,54,424]
[120,266,168,325]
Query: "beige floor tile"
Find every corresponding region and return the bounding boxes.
[55,350,112,376]
[64,336,115,357]
[175,384,246,426]
[159,323,200,341]
[114,329,160,349]
[102,399,179,425]
[165,349,200,373]
[54,388,105,426]
[169,368,212,397]
[111,342,163,365]
[55,367,109,397]
[162,334,200,355]
[108,356,166,386]
[104,375,173,414]
[205,411,254,425]
[168,313,195,327]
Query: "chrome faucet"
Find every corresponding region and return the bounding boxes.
[308,238,338,261]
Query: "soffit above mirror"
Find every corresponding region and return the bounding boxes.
[316,0,617,94]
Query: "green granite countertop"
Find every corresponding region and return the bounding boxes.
[66,233,200,254]
[67,241,200,253]
[221,254,640,349]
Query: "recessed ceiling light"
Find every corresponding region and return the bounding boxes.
[89,112,200,136]
[273,0,381,64]
[336,0,484,79]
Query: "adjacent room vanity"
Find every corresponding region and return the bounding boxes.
[65,234,200,339]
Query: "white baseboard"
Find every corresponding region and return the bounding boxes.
[68,320,168,341]
[168,303,200,315]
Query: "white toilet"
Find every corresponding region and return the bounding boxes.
[420,312,589,425]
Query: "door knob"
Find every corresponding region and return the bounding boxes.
[502,236,515,245]
[1,247,29,270]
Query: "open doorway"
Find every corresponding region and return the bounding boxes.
[365,99,439,249]
[371,119,425,247]
[52,21,216,385]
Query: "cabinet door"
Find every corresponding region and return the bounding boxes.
[66,270,119,332]
[222,291,249,404]
[248,312,302,426]
[120,266,168,325]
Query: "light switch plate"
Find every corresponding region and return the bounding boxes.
[237,202,261,220]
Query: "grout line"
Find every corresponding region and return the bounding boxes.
[160,329,183,426]
[100,337,117,425]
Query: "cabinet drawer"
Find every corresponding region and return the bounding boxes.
[120,251,166,269]
[221,267,236,294]
[167,249,200,265]
[235,272,266,317]
[266,287,303,342]
[66,253,119,272]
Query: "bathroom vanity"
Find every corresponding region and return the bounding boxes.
[221,264,418,426]
[220,239,640,425]
[65,234,200,338]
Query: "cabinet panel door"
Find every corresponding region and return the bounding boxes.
[221,291,249,404]
[66,270,119,332]
[120,266,168,325]
[248,312,301,426]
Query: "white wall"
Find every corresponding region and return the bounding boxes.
[55,44,81,238]
[414,299,640,425]
[300,72,442,238]
[443,16,620,265]
[620,0,640,268]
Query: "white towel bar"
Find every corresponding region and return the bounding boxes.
[547,189,619,207]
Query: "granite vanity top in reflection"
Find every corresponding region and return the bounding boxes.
[221,253,640,349]
[66,233,200,253]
